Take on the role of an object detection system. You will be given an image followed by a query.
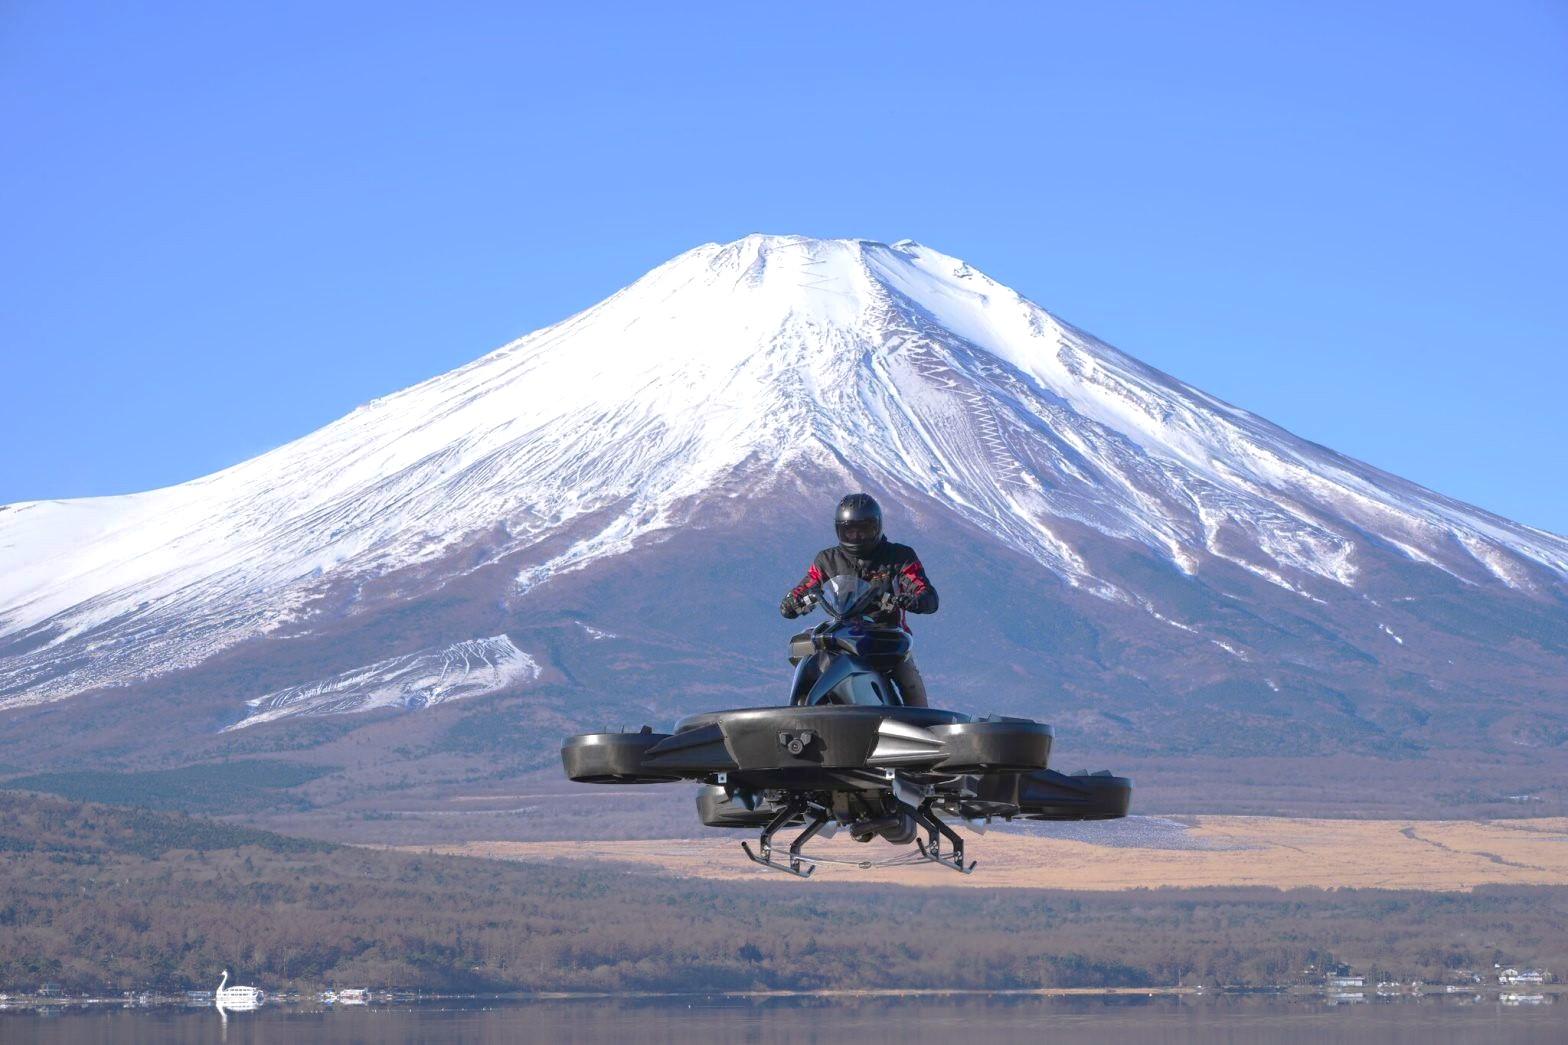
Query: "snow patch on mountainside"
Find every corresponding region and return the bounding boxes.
[223,635,537,731]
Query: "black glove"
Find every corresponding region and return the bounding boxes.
[880,590,915,613]
[780,594,801,619]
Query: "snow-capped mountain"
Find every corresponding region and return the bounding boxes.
[1,235,1565,782]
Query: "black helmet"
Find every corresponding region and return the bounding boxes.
[835,493,883,558]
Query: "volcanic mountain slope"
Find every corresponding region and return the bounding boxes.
[1,235,1565,808]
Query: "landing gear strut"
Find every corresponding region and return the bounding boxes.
[741,798,828,878]
[913,802,976,874]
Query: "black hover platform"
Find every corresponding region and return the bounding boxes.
[562,575,1131,877]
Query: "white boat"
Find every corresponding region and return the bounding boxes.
[214,970,264,1011]
[336,988,369,1005]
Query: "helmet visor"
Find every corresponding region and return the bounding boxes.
[837,519,880,545]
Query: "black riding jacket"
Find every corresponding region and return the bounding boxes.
[785,537,938,630]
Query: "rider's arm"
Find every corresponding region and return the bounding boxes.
[789,561,826,600]
[781,556,828,618]
[898,555,938,614]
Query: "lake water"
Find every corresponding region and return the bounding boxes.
[3,993,1565,1044]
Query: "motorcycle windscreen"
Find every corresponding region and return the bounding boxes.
[820,574,880,618]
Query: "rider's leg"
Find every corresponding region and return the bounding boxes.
[891,653,929,708]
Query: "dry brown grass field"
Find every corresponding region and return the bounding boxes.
[413,816,1568,890]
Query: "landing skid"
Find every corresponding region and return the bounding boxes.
[740,799,824,878]
[740,798,975,877]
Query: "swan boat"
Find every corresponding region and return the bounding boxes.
[215,969,264,1010]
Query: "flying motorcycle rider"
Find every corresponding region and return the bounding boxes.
[779,493,939,708]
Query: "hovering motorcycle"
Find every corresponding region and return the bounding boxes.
[561,574,1131,877]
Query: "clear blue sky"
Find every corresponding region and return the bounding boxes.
[3,2,1565,532]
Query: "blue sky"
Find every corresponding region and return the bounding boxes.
[3,2,1565,532]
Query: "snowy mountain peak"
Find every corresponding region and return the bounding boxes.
[2,235,1565,712]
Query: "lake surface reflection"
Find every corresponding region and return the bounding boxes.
[3,993,1565,1044]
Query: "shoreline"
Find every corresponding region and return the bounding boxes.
[10,984,1567,1009]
